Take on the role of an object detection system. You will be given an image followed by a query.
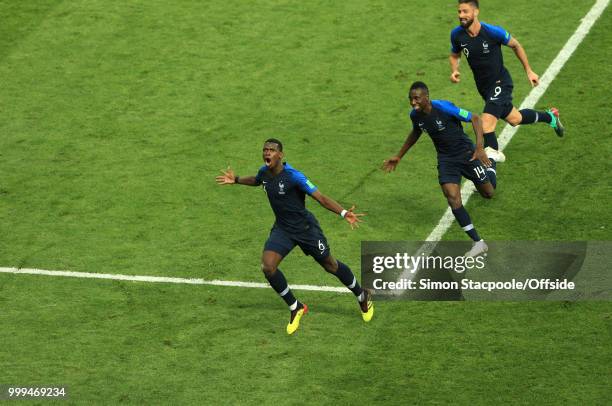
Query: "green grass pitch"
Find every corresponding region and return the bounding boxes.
[0,0,610,404]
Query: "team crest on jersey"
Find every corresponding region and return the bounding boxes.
[278,181,285,195]
[435,119,446,131]
[482,41,490,54]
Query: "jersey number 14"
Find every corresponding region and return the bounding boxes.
[473,165,487,181]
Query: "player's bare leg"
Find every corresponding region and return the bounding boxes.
[441,183,463,211]
[504,107,522,126]
[261,250,283,276]
[475,182,494,199]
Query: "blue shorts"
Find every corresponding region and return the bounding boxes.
[264,222,330,261]
[483,80,514,119]
[438,155,490,186]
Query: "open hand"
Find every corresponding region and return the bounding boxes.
[344,205,366,230]
[470,148,491,167]
[216,166,236,185]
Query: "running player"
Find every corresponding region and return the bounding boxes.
[449,0,564,157]
[383,82,496,257]
[216,138,373,335]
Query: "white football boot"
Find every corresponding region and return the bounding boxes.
[465,240,488,258]
[484,146,506,163]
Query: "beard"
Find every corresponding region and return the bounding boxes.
[459,18,473,28]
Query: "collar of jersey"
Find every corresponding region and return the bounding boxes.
[265,162,291,177]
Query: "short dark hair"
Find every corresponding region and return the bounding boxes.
[264,138,283,151]
[409,81,429,95]
[458,0,479,8]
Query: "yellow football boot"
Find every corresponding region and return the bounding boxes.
[287,303,308,335]
[360,290,374,322]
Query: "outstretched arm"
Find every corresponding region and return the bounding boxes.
[215,167,259,186]
[310,190,365,229]
[507,38,539,87]
[382,129,422,172]
[449,52,462,83]
[469,114,491,167]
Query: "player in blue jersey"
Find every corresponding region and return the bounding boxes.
[449,0,565,157]
[383,82,495,257]
[216,138,373,334]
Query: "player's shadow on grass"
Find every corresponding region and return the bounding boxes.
[299,299,357,318]
[236,298,354,318]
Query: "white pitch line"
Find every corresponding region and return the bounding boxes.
[0,1,608,293]
[0,267,349,293]
[424,0,609,244]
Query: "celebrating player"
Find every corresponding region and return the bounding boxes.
[216,138,373,335]
[449,0,564,157]
[383,82,496,257]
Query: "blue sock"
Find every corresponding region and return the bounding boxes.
[484,132,499,150]
[487,159,497,189]
[451,206,481,242]
[265,269,298,308]
[519,109,552,125]
[335,261,363,298]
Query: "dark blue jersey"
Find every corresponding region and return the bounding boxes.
[450,22,513,98]
[410,100,475,162]
[255,163,319,234]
